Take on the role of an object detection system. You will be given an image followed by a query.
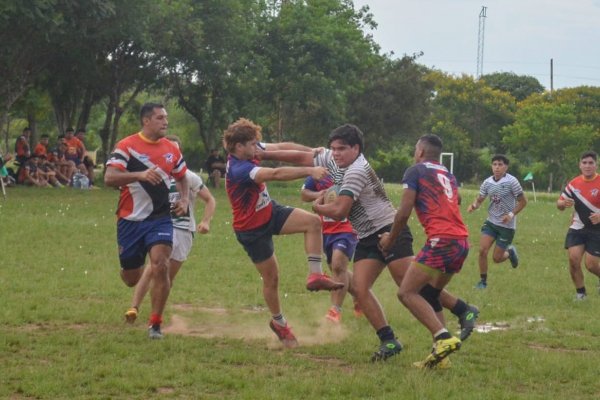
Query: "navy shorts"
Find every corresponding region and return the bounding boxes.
[415,237,470,274]
[324,232,358,264]
[565,228,600,257]
[235,201,294,263]
[353,224,413,263]
[117,216,173,270]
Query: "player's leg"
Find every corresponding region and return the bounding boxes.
[117,219,147,287]
[567,244,587,299]
[325,248,351,322]
[475,231,495,288]
[125,262,151,323]
[146,243,172,338]
[583,233,600,288]
[255,254,298,348]
[278,206,343,291]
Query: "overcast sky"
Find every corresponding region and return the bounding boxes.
[353,0,600,89]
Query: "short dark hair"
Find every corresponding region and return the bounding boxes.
[328,124,364,153]
[40,134,49,139]
[581,150,598,161]
[66,127,74,133]
[418,134,443,158]
[140,102,164,125]
[492,154,510,165]
[23,127,31,133]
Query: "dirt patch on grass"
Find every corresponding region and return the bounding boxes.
[163,311,349,348]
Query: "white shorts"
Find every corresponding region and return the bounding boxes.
[171,228,193,262]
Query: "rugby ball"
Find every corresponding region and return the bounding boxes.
[324,185,341,204]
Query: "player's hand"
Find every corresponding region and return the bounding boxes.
[467,203,477,213]
[312,147,326,157]
[590,213,600,225]
[197,221,210,234]
[501,213,514,224]
[562,198,575,208]
[378,232,391,254]
[255,146,266,160]
[139,167,162,185]
[172,198,189,216]
[311,166,328,180]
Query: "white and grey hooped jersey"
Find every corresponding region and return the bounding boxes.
[314,150,396,239]
[170,170,204,232]
[479,173,523,229]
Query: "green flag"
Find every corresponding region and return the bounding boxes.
[523,172,533,181]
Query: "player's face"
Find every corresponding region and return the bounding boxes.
[330,139,359,168]
[413,141,425,162]
[491,160,508,179]
[237,139,257,160]
[144,107,169,138]
[579,157,597,178]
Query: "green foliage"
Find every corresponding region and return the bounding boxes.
[481,72,545,101]
[368,145,413,183]
[348,53,434,154]
[502,100,598,189]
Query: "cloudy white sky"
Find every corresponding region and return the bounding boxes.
[353,0,600,89]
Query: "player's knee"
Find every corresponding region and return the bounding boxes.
[419,284,443,312]
[492,254,504,263]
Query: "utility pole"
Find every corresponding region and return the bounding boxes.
[476,6,487,79]
[550,58,554,93]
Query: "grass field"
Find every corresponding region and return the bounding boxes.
[2,181,600,399]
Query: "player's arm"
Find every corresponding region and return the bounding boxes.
[196,186,216,234]
[301,187,326,202]
[557,194,574,210]
[379,188,416,252]
[312,192,353,221]
[104,165,163,187]
[467,194,486,213]
[173,175,190,217]
[264,142,313,152]
[253,166,327,184]
[259,149,315,166]
[502,192,527,223]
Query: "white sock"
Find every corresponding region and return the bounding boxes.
[307,254,323,274]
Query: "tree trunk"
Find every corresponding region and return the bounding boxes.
[99,97,116,165]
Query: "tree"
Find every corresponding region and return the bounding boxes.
[0,1,74,151]
[502,101,597,191]
[163,0,263,153]
[425,72,516,182]
[348,53,433,154]
[258,0,379,145]
[481,72,545,101]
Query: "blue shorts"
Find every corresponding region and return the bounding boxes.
[415,237,470,274]
[235,201,294,263]
[117,216,173,270]
[324,232,358,264]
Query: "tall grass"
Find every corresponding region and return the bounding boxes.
[1,182,599,399]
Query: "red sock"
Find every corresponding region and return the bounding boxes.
[149,313,162,326]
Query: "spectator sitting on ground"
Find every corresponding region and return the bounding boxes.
[15,127,32,165]
[63,127,87,176]
[18,155,49,187]
[1,151,16,186]
[35,134,70,185]
[205,148,226,188]
[75,128,96,186]
[49,136,76,185]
